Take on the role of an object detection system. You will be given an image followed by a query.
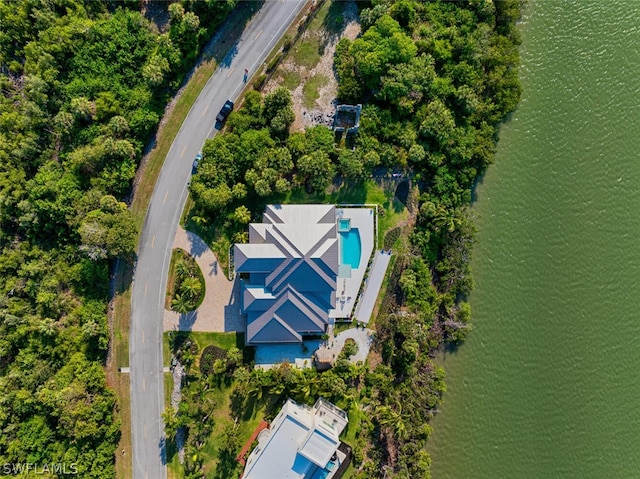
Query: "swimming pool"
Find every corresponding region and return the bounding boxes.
[340,228,361,269]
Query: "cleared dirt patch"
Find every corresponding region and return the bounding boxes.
[264,0,361,132]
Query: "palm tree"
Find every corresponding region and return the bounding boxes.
[171,293,190,314]
[175,258,190,282]
[38,317,57,336]
[181,277,201,301]
[376,403,409,441]
[292,372,318,402]
[432,205,458,233]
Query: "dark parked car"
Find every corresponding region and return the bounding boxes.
[216,100,234,123]
[192,153,202,174]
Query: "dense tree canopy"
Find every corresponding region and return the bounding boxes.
[0,0,235,475]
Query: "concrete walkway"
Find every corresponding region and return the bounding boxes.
[353,250,392,324]
[163,227,243,332]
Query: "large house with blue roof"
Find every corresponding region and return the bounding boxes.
[234,205,339,345]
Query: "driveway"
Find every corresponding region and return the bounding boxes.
[326,327,374,364]
[163,227,243,332]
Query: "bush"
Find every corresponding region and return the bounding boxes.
[253,74,267,91]
[341,338,359,359]
[383,226,402,251]
[267,53,281,73]
[199,345,227,375]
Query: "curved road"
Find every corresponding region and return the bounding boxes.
[129,2,308,477]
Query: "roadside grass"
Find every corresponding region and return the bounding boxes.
[113,38,222,479]
[302,74,329,108]
[313,0,345,35]
[130,59,218,229]
[111,261,133,479]
[131,2,262,227]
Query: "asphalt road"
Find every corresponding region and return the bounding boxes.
[128,2,308,477]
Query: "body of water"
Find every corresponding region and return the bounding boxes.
[428,1,640,477]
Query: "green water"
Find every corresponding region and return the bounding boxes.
[428,2,640,478]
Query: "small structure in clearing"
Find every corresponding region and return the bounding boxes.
[332,104,362,135]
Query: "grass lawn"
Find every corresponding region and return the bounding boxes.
[292,37,322,69]
[342,402,363,446]
[163,331,244,366]
[281,70,302,90]
[334,319,357,334]
[286,179,409,247]
[302,74,329,108]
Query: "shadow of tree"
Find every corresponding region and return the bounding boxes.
[158,436,167,465]
[212,448,241,479]
[113,257,135,297]
[177,310,198,331]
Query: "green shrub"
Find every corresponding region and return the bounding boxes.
[253,74,267,91]
[341,338,359,358]
[199,345,227,375]
[383,226,402,251]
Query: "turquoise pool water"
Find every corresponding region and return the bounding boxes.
[340,229,361,269]
[338,218,351,232]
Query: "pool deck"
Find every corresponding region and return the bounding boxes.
[330,207,374,319]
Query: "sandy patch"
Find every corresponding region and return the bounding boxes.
[265,1,361,132]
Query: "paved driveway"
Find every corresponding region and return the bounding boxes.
[163,227,243,333]
[327,328,374,363]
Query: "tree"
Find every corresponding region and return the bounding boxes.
[163,408,179,440]
[181,277,201,300]
[233,205,251,225]
[142,53,170,86]
[171,293,190,314]
[346,15,417,91]
[175,258,190,281]
[79,196,138,260]
[263,87,293,124]
[297,150,335,193]
[338,149,364,179]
